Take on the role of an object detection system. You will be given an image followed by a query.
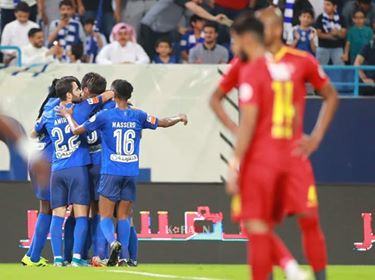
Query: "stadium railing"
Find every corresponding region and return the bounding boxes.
[0,46,22,67]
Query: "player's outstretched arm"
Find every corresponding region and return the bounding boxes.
[158,114,188,128]
[99,90,115,103]
[58,106,86,135]
[294,82,339,158]
[209,87,238,134]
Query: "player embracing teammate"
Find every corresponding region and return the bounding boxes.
[210,8,338,280]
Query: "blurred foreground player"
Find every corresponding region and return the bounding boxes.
[59,79,188,266]
[225,15,306,280]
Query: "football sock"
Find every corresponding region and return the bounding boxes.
[93,215,108,258]
[63,215,75,262]
[26,236,35,257]
[298,214,327,273]
[100,217,116,245]
[128,225,138,261]
[248,233,273,280]
[271,233,294,268]
[73,217,88,258]
[315,270,327,280]
[30,213,52,262]
[50,216,65,259]
[117,218,131,259]
[81,217,92,260]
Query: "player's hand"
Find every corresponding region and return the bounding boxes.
[57,105,73,117]
[226,158,239,195]
[29,158,50,187]
[292,134,320,158]
[179,114,188,125]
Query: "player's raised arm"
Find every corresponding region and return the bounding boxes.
[99,90,115,103]
[58,106,86,135]
[157,114,188,128]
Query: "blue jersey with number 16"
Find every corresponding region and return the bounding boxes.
[83,107,158,176]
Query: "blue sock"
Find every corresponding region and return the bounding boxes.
[50,216,65,259]
[26,237,35,257]
[63,215,75,262]
[81,217,92,260]
[100,217,116,245]
[117,219,131,260]
[30,213,52,262]
[73,217,88,258]
[93,215,107,258]
[128,225,138,261]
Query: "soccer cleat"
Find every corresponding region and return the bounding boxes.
[71,257,89,267]
[28,258,48,267]
[107,241,121,267]
[91,256,107,267]
[127,259,138,267]
[117,259,128,267]
[53,257,64,267]
[21,255,32,266]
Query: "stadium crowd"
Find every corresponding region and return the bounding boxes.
[0,0,373,66]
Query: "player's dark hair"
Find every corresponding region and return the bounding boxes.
[81,72,107,96]
[15,2,30,13]
[358,0,371,5]
[36,79,59,120]
[231,12,264,42]
[111,79,133,101]
[59,0,73,8]
[84,18,95,26]
[299,8,315,18]
[190,14,204,27]
[203,21,218,33]
[324,0,337,6]
[28,28,43,38]
[352,8,366,18]
[155,38,172,48]
[55,76,80,101]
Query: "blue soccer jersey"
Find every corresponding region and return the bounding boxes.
[83,107,158,176]
[35,96,103,171]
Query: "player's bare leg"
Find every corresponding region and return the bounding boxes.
[99,195,121,266]
[117,200,132,266]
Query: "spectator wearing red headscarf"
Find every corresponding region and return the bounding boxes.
[96,23,149,64]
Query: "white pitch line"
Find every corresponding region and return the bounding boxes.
[106,269,226,280]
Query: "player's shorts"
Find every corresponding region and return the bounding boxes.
[281,158,319,217]
[50,166,90,209]
[98,174,136,202]
[239,161,287,223]
[88,164,101,201]
[30,170,51,201]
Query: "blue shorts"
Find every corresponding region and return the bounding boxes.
[88,164,101,201]
[30,171,51,201]
[98,175,136,202]
[50,166,90,209]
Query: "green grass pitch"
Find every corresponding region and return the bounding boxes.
[0,264,375,279]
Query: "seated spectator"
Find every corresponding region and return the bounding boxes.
[1,2,39,65]
[67,43,85,63]
[83,18,107,63]
[180,15,205,62]
[96,23,149,64]
[354,40,375,95]
[189,22,229,64]
[48,0,85,62]
[0,0,37,31]
[342,9,373,64]
[21,28,62,65]
[315,0,347,65]
[288,9,318,55]
[342,0,375,30]
[139,0,230,58]
[76,0,121,39]
[153,38,178,64]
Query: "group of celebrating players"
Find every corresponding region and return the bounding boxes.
[21,72,188,267]
[210,7,338,280]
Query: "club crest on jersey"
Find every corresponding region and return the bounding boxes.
[87,97,100,104]
[267,62,294,81]
[147,115,157,125]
